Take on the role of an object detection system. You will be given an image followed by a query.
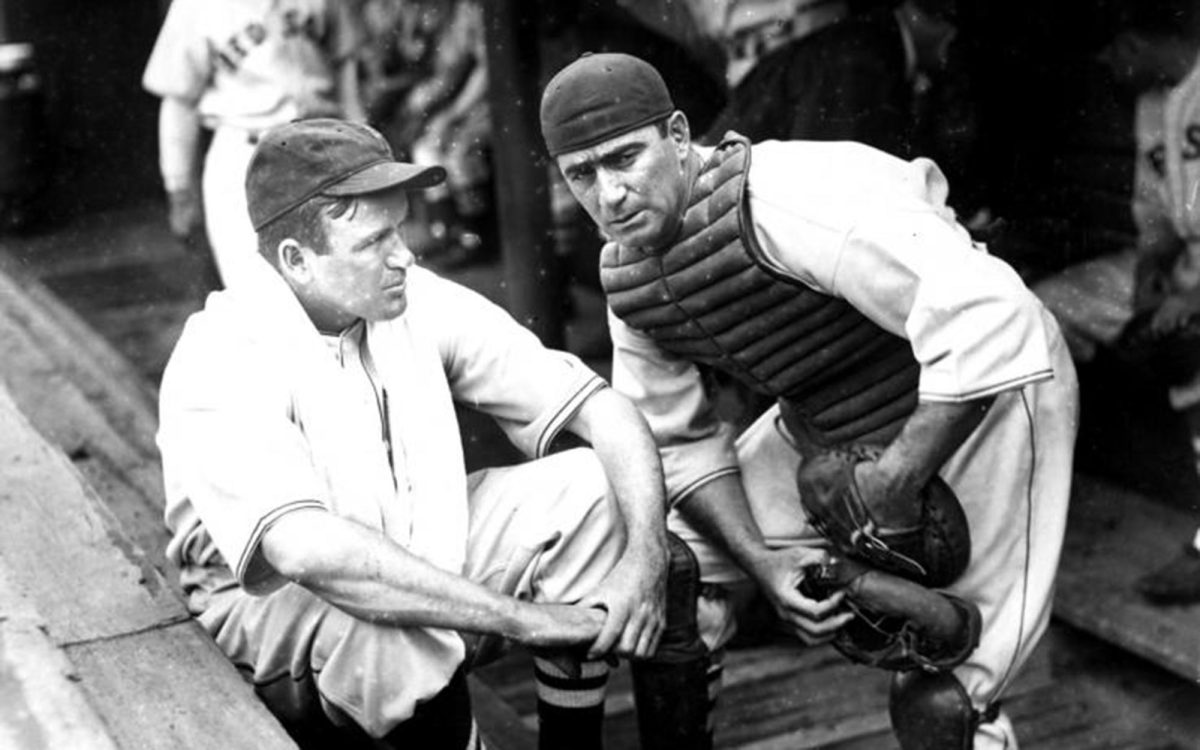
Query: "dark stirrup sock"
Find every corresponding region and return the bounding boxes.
[533,656,609,750]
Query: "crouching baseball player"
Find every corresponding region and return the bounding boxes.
[540,53,1079,749]
[156,118,671,749]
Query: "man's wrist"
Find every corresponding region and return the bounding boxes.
[734,540,779,582]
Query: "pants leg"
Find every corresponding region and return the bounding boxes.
[462,447,625,610]
[679,321,1078,750]
[202,127,259,290]
[192,448,625,742]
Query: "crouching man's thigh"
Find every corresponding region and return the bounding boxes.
[464,447,626,605]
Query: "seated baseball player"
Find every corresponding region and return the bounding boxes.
[155,118,670,749]
[539,53,1079,750]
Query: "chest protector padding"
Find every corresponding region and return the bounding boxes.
[601,135,919,448]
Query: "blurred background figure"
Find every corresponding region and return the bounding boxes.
[354,0,494,269]
[142,0,362,291]
[694,0,913,157]
[1032,3,1200,604]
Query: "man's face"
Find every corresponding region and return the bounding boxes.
[556,116,691,250]
[297,191,416,332]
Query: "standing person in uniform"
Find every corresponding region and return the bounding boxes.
[541,53,1078,749]
[156,118,670,749]
[142,0,364,290]
[1034,7,1200,605]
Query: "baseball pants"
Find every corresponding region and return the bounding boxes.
[669,316,1078,750]
[186,448,626,740]
[202,126,261,290]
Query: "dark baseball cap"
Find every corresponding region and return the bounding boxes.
[246,118,446,231]
[540,52,675,157]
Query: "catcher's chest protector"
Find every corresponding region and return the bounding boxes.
[601,133,919,448]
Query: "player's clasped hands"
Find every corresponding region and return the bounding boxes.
[754,545,854,645]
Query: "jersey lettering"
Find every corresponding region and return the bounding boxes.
[1148,143,1167,178]
[211,11,325,75]
[1184,124,1200,161]
[282,9,326,46]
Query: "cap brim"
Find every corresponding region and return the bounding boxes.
[325,161,447,196]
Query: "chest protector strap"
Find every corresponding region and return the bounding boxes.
[601,134,919,448]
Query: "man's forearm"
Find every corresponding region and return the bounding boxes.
[875,397,994,495]
[260,508,596,644]
[674,473,775,578]
[157,97,202,192]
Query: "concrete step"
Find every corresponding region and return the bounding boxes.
[0,382,295,749]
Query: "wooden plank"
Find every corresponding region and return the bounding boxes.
[0,566,119,750]
[1055,473,1200,681]
[0,264,173,582]
[0,257,160,432]
[65,621,295,750]
[474,630,1056,750]
[0,384,184,645]
[0,384,295,748]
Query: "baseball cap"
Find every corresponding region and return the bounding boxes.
[540,52,675,157]
[246,118,446,231]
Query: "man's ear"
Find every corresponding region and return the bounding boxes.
[666,110,691,156]
[276,239,309,282]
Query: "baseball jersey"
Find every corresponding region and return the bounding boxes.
[610,140,1057,500]
[142,0,357,131]
[1137,56,1200,293]
[158,259,605,596]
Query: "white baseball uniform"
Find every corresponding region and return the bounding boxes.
[1034,55,1200,404]
[157,256,625,736]
[610,141,1078,750]
[142,0,357,288]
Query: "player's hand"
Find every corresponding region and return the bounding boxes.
[515,602,606,649]
[749,545,853,645]
[167,186,205,247]
[579,537,668,660]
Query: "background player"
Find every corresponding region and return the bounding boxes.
[142,0,363,290]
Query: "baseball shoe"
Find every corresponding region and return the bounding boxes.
[1136,543,1200,605]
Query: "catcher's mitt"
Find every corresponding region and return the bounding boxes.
[800,556,981,672]
[796,445,970,588]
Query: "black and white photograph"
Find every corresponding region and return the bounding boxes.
[0,1,1198,748]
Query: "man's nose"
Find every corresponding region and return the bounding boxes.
[597,169,627,210]
[385,239,415,269]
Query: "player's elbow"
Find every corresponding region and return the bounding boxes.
[258,506,336,583]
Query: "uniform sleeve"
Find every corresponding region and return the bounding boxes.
[412,270,605,458]
[609,310,740,505]
[839,211,1054,401]
[142,0,212,102]
[749,148,1054,402]
[157,321,328,595]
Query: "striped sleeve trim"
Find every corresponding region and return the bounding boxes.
[534,375,608,458]
[234,499,328,585]
[919,368,1054,403]
[669,467,741,508]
